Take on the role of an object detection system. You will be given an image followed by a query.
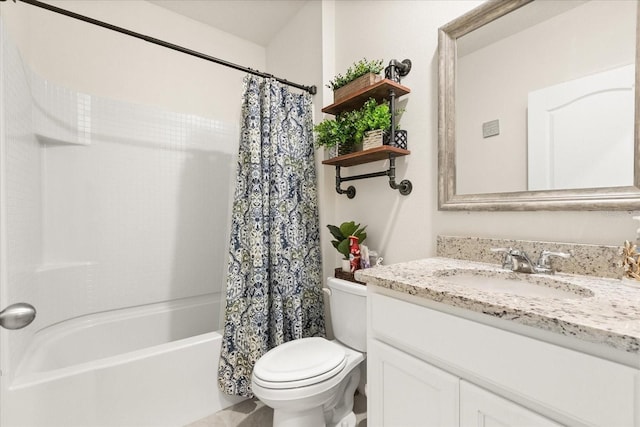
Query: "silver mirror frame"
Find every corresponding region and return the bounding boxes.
[438,0,640,211]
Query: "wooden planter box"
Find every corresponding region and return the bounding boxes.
[334,73,383,103]
[362,129,385,151]
[327,142,363,158]
[334,268,366,285]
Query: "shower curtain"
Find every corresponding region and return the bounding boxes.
[218,76,325,397]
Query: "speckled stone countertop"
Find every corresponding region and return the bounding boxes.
[437,235,623,279]
[355,257,640,355]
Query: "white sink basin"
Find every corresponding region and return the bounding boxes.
[435,270,593,299]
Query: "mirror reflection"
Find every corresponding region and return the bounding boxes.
[454,0,637,196]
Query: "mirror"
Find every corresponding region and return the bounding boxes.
[438,0,640,210]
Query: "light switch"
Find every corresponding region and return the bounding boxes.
[482,119,500,138]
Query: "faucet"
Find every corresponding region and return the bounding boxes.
[491,248,571,274]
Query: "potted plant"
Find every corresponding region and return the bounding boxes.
[327,221,367,272]
[357,98,391,150]
[314,98,392,156]
[327,58,384,103]
[314,111,358,156]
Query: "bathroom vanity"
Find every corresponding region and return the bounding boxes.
[356,240,640,427]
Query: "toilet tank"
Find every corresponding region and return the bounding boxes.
[326,277,367,352]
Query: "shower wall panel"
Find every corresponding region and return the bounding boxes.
[1,19,239,375]
[32,75,238,327]
[1,20,42,376]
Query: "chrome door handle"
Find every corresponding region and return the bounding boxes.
[0,303,36,330]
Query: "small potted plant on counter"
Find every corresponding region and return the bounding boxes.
[327,221,367,273]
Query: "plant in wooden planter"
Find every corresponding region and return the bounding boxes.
[357,98,391,150]
[327,58,384,103]
[314,111,358,156]
[364,105,408,150]
[314,98,392,156]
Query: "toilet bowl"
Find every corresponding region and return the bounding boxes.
[251,277,367,427]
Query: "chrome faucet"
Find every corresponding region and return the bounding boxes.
[490,247,514,270]
[491,248,571,274]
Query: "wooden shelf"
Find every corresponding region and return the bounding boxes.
[322,79,411,115]
[322,146,410,167]
[319,69,413,198]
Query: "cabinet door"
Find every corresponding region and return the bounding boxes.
[368,339,459,427]
[460,381,562,427]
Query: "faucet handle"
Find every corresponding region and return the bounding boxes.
[537,250,571,269]
[491,247,513,269]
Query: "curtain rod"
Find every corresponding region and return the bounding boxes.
[5,0,317,95]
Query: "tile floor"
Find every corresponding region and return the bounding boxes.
[186,392,367,427]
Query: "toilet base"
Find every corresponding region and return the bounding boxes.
[324,365,360,427]
[270,367,360,427]
[271,400,358,427]
[329,411,356,427]
[273,406,325,427]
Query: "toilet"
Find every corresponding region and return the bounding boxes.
[251,277,367,427]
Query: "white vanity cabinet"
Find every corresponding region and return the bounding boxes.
[459,381,562,427]
[367,288,640,427]
[368,340,459,426]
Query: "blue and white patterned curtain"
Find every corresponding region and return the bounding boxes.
[218,76,325,397]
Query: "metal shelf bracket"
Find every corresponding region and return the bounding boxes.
[335,156,412,199]
[328,57,414,199]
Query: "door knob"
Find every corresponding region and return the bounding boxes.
[0,303,36,330]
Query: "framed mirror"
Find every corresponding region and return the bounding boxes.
[438,0,640,210]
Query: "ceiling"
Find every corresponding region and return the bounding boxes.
[147,0,308,47]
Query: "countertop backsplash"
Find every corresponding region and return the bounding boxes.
[436,236,623,279]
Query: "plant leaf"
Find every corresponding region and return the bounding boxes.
[337,239,350,258]
[355,231,367,243]
[327,224,344,241]
[339,221,358,237]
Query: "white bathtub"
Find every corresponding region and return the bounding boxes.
[5,293,245,427]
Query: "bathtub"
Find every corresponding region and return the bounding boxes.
[5,293,245,427]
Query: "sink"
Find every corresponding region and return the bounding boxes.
[435,270,594,299]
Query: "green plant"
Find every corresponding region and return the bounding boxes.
[313,112,357,149]
[313,118,342,149]
[354,98,391,143]
[314,98,392,149]
[327,221,367,260]
[326,58,384,91]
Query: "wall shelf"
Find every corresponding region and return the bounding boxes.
[321,61,413,199]
[321,79,411,116]
[322,146,410,167]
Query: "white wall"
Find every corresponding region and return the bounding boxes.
[326,0,479,267]
[1,0,265,122]
[325,0,640,269]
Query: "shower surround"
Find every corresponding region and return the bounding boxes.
[1,20,242,425]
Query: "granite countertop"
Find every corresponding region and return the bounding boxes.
[355,257,640,355]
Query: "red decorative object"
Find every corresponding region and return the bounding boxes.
[349,235,361,273]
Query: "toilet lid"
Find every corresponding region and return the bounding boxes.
[252,337,346,389]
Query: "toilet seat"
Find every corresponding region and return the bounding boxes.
[252,337,347,389]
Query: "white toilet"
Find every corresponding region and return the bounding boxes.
[251,277,367,427]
